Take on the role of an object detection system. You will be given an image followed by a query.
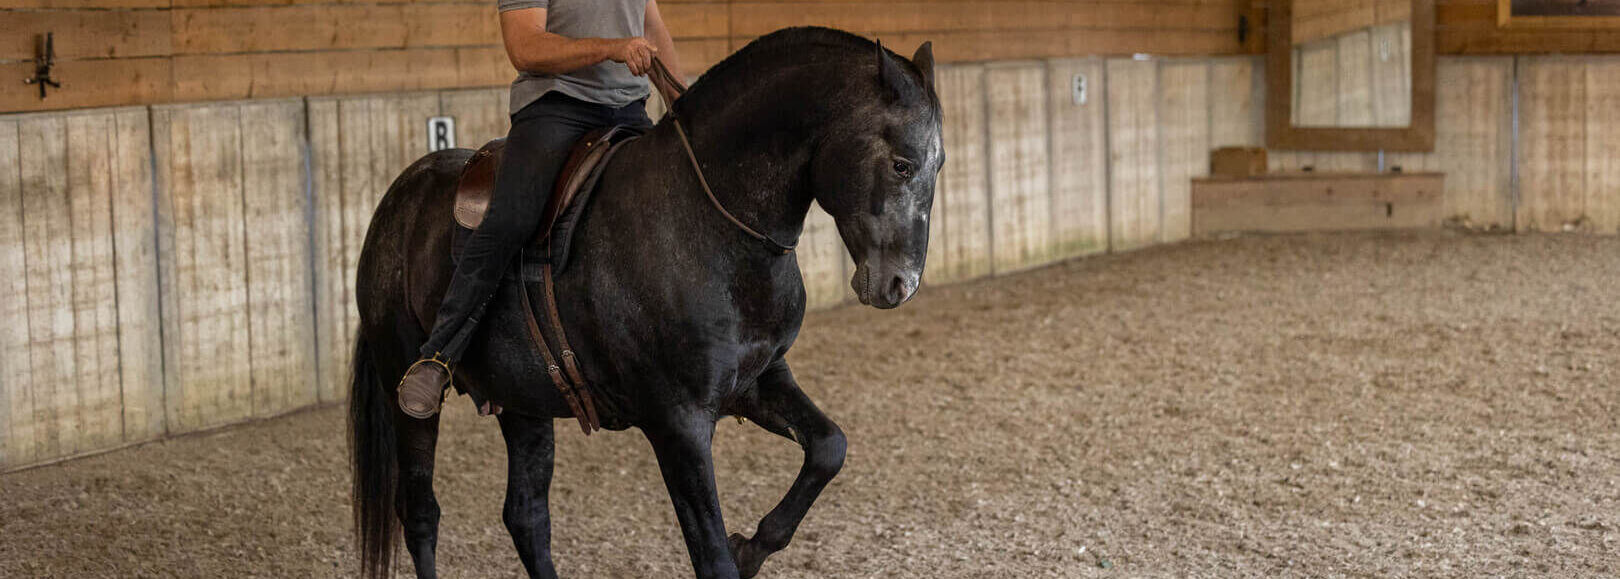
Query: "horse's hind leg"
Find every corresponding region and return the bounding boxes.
[395,411,444,578]
[728,359,847,578]
[496,412,559,579]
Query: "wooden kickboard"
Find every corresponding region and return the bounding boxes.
[1192,173,1445,235]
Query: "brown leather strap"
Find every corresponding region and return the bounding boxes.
[541,263,600,431]
[517,252,596,435]
[671,118,796,255]
[649,57,686,109]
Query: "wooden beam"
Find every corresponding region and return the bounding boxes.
[0,10,171,61]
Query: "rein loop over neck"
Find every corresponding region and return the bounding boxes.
[650,58,796,255]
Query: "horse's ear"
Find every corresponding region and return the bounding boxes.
[876,39,921,103]
[912,41,935,89]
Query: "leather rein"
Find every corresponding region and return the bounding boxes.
[649,57,796,255]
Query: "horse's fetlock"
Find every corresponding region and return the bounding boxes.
[755,530,791,553]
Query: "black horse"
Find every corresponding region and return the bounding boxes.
[350,27,943,579]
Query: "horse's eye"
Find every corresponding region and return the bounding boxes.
[893,160,914,179]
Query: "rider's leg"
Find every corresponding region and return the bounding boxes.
[398,92,610,418]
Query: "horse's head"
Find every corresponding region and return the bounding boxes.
[814,41,942,309]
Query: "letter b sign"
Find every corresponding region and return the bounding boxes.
[427,116,456,152]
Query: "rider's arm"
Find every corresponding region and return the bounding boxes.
[500,7,657,76]
[643,0,682,79]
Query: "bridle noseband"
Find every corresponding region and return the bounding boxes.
[650,58,797,255]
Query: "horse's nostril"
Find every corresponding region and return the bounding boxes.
[886,275,908,303]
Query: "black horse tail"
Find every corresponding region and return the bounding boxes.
[349,333,397,579]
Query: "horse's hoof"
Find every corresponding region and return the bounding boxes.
[728,533,767,579]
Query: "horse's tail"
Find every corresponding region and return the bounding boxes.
[348,332,397,579]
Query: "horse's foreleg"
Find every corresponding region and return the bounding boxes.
[730,360,847,579]
[395,411,443,579]
[645,412,741,579]
[497,412,559,579]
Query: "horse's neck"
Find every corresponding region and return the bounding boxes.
[671,77,837,251]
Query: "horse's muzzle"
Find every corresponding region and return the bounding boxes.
[852,262,918,309]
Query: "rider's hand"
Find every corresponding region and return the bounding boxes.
[609,37,657,76]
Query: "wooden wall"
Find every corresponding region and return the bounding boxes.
[2,0,1252,113]
[1268,54,1620,234]
[0,52,1263,469]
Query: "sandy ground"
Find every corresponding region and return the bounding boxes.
[2,232,1618,578]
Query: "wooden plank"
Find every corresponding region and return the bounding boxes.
[1106,58,1159,250]
[18,115,78,459]
[1,58,172,115]
[170,5,499,54]
[0,117,34,467]
[1584,56,1620,234]
[1210,57,1265,148]
[108,108,165,440]
[171,47,506,103]
[1045,58,1108,258]
[153,103,254,430]
[0,10,171,61]
[307,99,346,403]
[1157,59,1210,243]
[797,205,847,310]
[924,64,991,284]
[1517,57,1587,232]
[314,92,440,391]
[986,62,1050,272]
[1438,0,1620,54]
[439,88,508,152]
[2,0,166,8]
[1192,173,1446,234]
[240,100,317,417]
[785,28,1242,64]
[729,2,1242,37]
[1428,56,1513,230]
[63,113,125,452]
[1293,0,1377,44]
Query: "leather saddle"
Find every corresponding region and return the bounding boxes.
[452,125,642,269]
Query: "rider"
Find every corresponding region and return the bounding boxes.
[397,0,683,419]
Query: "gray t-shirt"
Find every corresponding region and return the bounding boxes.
[498,0,651,113]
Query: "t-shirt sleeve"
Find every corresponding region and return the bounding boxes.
[498,0,548,13]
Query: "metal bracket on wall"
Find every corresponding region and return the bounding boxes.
[24,33,62,100]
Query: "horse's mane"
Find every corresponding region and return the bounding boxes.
[679,27,925,109]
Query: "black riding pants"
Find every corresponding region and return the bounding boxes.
[421,91,653,361]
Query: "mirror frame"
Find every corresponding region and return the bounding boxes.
[1266,0,1436,152]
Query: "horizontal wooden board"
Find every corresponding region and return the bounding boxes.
[1192,173,1446,234]
[170,47,507,102]
[730,2,1241,37]
[0,10,171,61]
[0,58,172,114]
[2,0,166,8]
[171,4,499,54]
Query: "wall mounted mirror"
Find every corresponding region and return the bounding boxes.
[1267,0,1436,152]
